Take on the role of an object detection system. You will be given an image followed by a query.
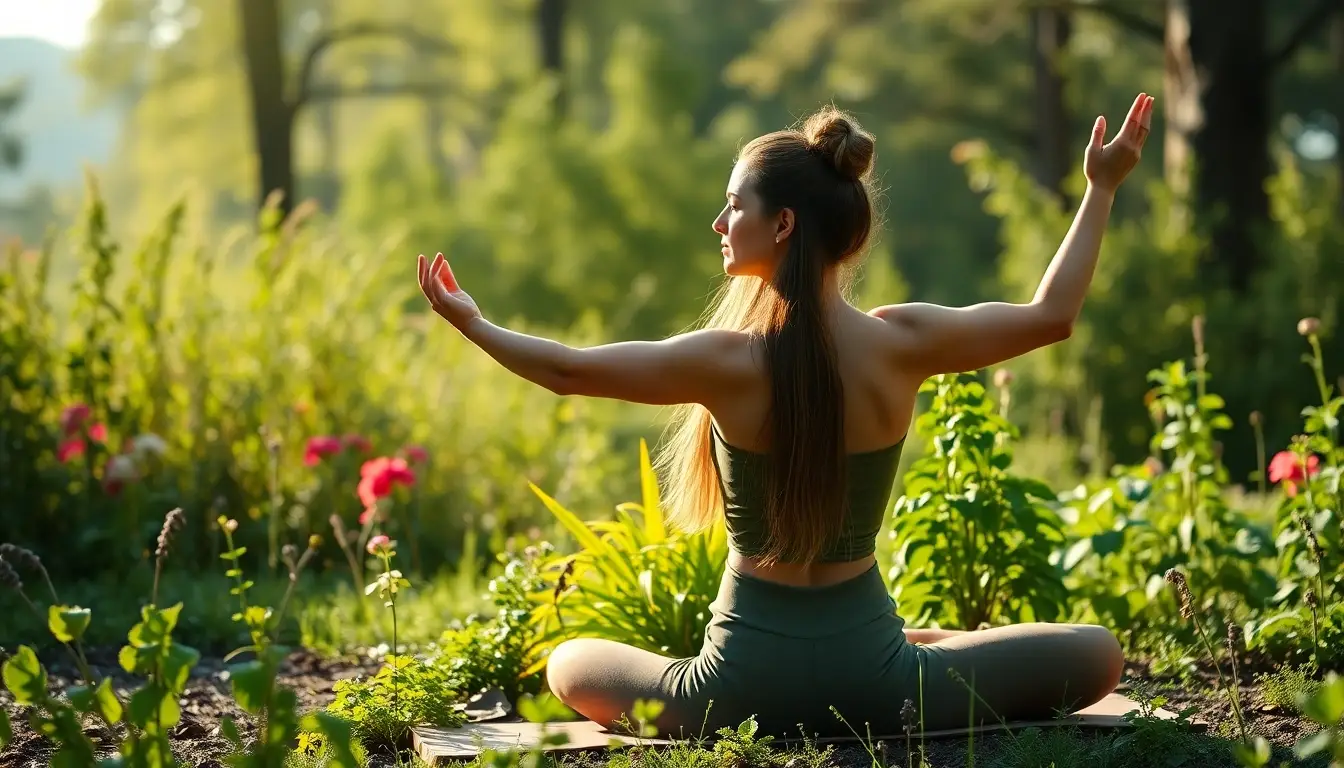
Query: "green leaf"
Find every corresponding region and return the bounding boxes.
[517,693,579,723]
[93,679,123,725]
[128,683,180,731]
[300,712,361,768]
[230,660,270,715]
[1296,674,1344,726]
[0,707,11,750]
[219,715,243,748]
[638,438,665,543]
[162,643,200,692]
[48,606,92,643]
[3,646,48,706]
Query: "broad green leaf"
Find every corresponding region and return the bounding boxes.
[3,646,48,706]
[48,606,92,643]
[229,660,270,715]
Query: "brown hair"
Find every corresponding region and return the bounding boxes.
[655,104,878,565]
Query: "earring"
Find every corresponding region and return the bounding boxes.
[775,236,781,243]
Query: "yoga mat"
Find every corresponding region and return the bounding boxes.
[412,693,1183,764]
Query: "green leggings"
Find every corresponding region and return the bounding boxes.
[546,562,1122,738]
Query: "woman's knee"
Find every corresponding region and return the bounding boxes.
[544,638,594,703]
[1084,625,1124,690]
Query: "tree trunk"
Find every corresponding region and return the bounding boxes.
[1030,6,1073,205]
[238,0,296,217]
[1334,8,1344,217]
[536,0,567,118]
[1164,0,1271,292]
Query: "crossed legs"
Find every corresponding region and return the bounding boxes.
[545,623,1124,735]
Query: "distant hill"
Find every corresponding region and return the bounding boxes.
[0,36,122,198]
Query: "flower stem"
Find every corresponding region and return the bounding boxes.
[1191,617,1247,742]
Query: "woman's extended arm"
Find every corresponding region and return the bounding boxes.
[872,92,1154,378]
[416,253,748,405]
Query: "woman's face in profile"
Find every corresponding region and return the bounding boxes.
[713,160,786,279]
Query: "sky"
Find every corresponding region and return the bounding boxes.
[0,1,102,49]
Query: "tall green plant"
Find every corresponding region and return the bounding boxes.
[887,372,1068,629]
[527,439,728,663]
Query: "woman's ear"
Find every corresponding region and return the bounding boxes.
[774,208,796,243]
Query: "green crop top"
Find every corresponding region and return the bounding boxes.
[709,422,905,563]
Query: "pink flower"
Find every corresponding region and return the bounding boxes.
[357,456,416,507]
[56,422,109,463]
[304,436,343,466]
[366,534,392,555]
[60,403,91,435]
[1268,450,1320,497]
[401,444,429,464]
[58,439,86,463]
[343,434,373,454]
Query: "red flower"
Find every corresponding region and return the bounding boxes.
[343,434,373,454]
[58,439,86,463]
[60,403,91,435]
[304,436,343,466]
[57,422,109,463]
[1268,450,1320,497]
[357,456,416,507]
[401,444,429,464]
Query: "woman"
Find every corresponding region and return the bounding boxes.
[416,92,1155,739]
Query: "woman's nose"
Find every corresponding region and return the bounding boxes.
[712,213,728,235]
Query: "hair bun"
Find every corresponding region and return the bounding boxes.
[802,106,875,182]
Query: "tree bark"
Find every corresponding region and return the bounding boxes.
[536,0,567,118]
[1030,5,1073,204]
[1164,0,1270,292]
[1335,6,1344,217]
[238,0,297,217]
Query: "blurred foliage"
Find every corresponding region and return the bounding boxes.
[0,181,640,582]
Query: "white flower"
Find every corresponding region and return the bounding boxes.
[105,454,139,482]
[131,433,169,457]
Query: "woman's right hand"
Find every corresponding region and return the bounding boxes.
[1084,92,1154,194]
[417,252,483,335]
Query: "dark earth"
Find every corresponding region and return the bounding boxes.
[0,646,1328,768]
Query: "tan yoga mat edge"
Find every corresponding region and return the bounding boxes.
[412,693,1188,764]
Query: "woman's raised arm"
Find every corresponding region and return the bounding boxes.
[417,253,749,405]
[871,92,1154,378]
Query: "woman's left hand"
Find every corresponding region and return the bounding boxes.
[417,252,482,334]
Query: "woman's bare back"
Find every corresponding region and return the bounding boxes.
[706,303,923,587]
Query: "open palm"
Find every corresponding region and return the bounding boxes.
[1085,93,1154,193]
[417,252,482,333]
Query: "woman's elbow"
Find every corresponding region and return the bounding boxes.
[1046,317,1075,343]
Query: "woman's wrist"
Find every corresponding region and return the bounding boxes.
[462,315,489,343]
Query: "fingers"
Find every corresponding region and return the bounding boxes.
[435,252,459,292]
[1092,116,1107,148]
[1119,93,1154,147]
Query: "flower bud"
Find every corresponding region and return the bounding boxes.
[992,368,1014,388]
[1298,317,1321,337]
[1249,411,1262,427]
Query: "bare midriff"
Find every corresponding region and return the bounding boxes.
[728,549,877,587]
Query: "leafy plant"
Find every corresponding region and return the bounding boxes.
[887,372,1068,629]
[432,544,551,702]
[528,439,728,661]
[0,509,361,767]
